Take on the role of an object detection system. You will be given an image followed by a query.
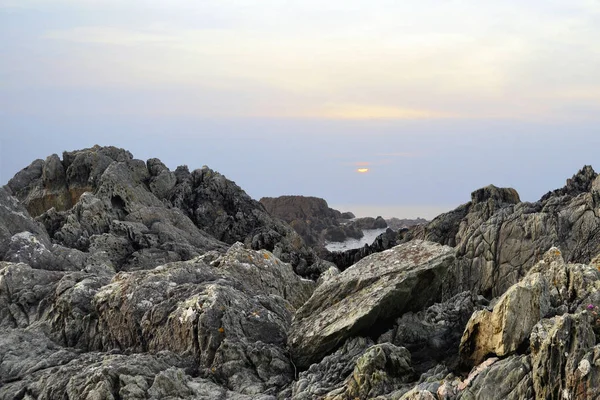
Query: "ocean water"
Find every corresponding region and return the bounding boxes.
[325,228,388,252]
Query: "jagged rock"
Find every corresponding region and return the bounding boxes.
[168,169,319,276]
[289,240,455,369]
[0,187,50,259]
[8,146,321,276]
[380,291,484,372]
[87,248,307,395]
[403,167,600,298]
[205,242,315,309]
[459,272,550,366]
[527,247,600,313]
[386,217,428,231]
[457,355,533,400]
[324,343,414,400]
[0,262,64,329]
[540,165,597,201]
[530,311,598,399]
[291,337,375,400]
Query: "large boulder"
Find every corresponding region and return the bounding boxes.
[459,272,550,367]
[288,240,455,369]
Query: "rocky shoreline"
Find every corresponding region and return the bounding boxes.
[2,146,600,399]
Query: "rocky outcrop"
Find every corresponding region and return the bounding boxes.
[530,312,598,400]
[324,343,414,400]
[7,146,321,277]
[5,148,600,399]
[260,195,362,247]
[386,217,428,231]
[404,168,600,298]
[380,291,486,372]
[459,272,550,366]
[0,243,314,397]
[457,355,533,400]
[455,247,600,399]
[289,240,455,369]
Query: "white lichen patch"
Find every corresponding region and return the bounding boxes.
[179,306,197,323]
[94,282,122,302]
[137,299,153,310]
[579,359,591,376]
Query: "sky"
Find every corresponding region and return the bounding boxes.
[1,0,599,218]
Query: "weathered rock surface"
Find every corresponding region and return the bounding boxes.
[457,355,533,400]
[405,168,600,298]
[530,312,599,400]
[459,272,550,366]
[0,243,313,396]
[290,337,375,399]
[324,343,414,400]
[289,240,455,369]
[380,291,485,372]
[5,149,600,399]
[8,146,322,277]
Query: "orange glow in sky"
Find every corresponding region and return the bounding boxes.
[357,168,369,173]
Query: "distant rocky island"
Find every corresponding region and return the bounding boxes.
[259,195,424,247]
[2,145,600,399]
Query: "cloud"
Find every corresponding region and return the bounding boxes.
[375,152,419,158]
[2,0,598,121]
[43,26,176,46]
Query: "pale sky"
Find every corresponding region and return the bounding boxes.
[1,1,599,218]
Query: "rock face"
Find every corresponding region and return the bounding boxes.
[5,149,600,399]
[405,168,600,298]
[7,146,320,277]
[455,247,600,399]
[459,272,550,366]
[288,240,455,369]
[0,245,314,397]
[380,291,485,372]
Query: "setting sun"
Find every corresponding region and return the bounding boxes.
[357,168,369,173]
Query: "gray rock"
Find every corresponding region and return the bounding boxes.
[380,291,483,372]
[530,311,597,399]
[291,337,375,400]
[457,355,533,400]
[404,167,600,299]
[172,168,319,277]
[0,187,49,259]
[0,262,64,329]
[289,240,455,369]
[324,343,414,400]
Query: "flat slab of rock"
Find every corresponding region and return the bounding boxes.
[288,240,455,369]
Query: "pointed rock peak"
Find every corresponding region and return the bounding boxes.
[542,246,564,266]
[470,185,520,206]
[541,165,597,201]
